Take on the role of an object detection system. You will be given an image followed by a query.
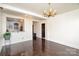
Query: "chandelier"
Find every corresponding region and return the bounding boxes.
[43,3,56,17]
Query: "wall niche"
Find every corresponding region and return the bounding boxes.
[6,17,24,32]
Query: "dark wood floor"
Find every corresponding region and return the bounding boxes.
[0,38,79,56]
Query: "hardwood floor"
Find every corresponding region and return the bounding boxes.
[0,38,79,56]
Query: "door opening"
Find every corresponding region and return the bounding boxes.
[32,21,38,40]
[41,23,45,39]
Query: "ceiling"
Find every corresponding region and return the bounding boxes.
[4,3,79,16]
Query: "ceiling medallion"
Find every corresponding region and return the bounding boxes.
[43,3,56,17]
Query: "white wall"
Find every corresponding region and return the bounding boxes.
[2,13,33,46]
[46,9,79,49]
[0,11,5,52]
[0,16,2,52]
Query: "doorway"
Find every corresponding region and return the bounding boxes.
[32,21,39,40]
[41,23,45,39]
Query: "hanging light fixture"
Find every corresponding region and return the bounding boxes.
[43,3,56,17]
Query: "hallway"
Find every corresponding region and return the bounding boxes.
[0,38,79,56]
